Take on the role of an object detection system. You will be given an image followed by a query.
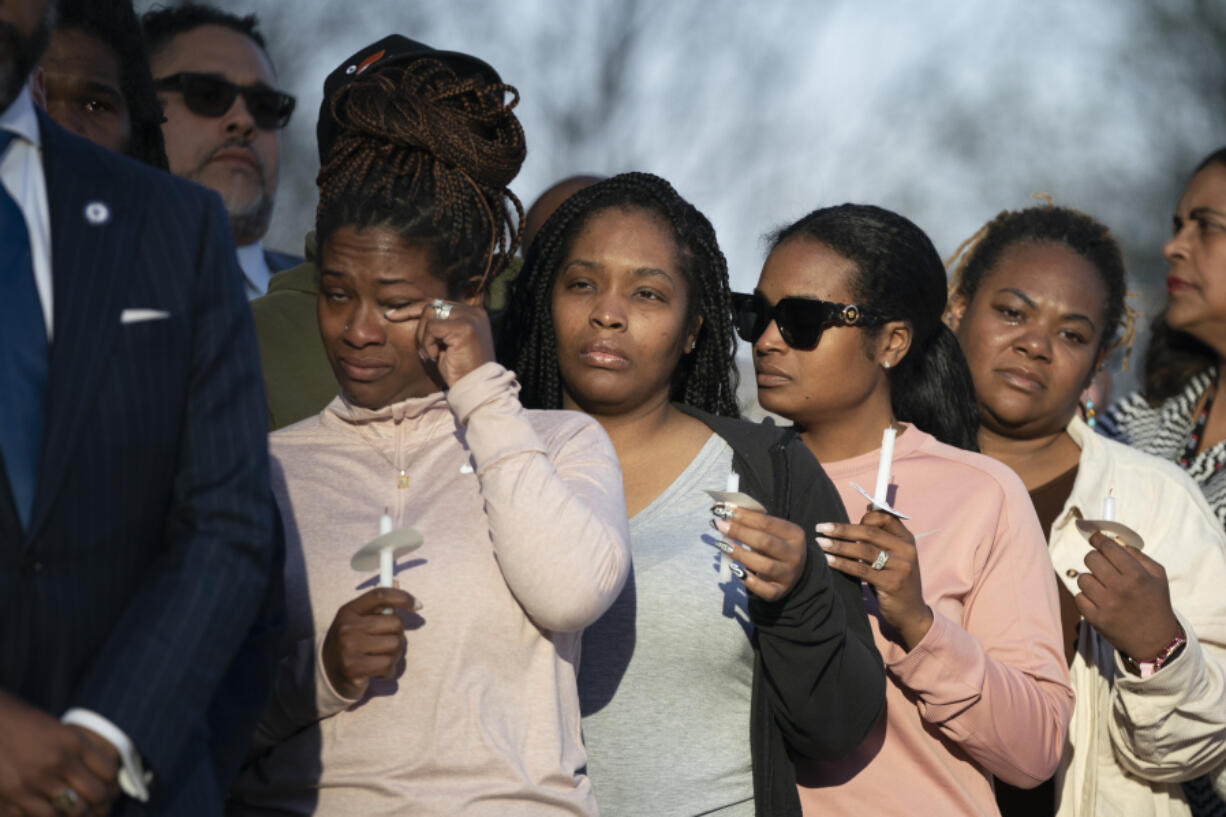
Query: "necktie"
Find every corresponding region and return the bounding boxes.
[0,129,48,529]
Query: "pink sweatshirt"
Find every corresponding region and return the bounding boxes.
[796,425,1073,816]
[229,363,631,816]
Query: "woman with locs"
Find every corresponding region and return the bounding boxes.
[947,202,1226,817]
[737,203,1072,816]
[501,172,886,817]
[226,38,631,817]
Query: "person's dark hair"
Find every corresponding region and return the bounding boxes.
[141,3,267,64]
[315,59,525,299]
[1139,147,1226,404]
[501,171,739,417]
[57,0,168,169]
[947,205,1132,363]
[771,203,979,450]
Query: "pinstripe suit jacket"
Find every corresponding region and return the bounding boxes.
[0,113,281,814]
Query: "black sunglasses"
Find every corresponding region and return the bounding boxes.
[731,291,890,349]
[154,73,296,130]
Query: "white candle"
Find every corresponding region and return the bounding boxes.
[378,513,394,587]
[1102,495,1116,522]
[379,548,394,588]
[873,425,896,505]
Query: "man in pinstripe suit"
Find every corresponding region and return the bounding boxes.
[0,0,281,814]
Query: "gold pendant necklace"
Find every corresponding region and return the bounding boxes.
[397,470,410,489]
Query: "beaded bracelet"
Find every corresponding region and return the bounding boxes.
[1123,626,1187,679]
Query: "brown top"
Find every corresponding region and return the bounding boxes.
[1029,464,1083,666]
[997,463,1080,817]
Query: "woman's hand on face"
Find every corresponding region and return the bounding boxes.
[1073,532,1182,662]
[817,508,933,650]
[321,587,418,700]
[387,299,495,388]
[712,507,807,602]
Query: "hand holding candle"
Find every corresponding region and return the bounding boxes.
[325,514,426,696]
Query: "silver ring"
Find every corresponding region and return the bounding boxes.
[432,298,453,320]
[51,788,80,815]
[871,550,890,571]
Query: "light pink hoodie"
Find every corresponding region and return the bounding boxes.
[796,425,1073,816]
[230,363,631,816]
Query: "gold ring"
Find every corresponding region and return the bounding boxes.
[51,787,80,815]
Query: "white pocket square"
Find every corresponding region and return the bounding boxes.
[120,308,171,324]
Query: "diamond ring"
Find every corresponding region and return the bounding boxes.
[871,550,890,571]
[432,299,453,320]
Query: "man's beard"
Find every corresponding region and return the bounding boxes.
[0,5,54,111]
[189,138,275,245]
[227,190,274,247]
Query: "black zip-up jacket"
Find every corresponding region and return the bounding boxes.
[679,405,886,817]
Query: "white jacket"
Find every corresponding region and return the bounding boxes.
[1051,416,1226,816]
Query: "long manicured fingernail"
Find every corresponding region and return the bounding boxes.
[711,504,734,520]
[815,522,836,534]
[714,518,731,534]
[413,599,424,611]
[716,540,735,555]
[825,553,836,564]
[816,536,834,549]
[728,562,746,579]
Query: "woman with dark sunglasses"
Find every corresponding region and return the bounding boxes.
[737,203,1072,816]
[501,172,886,817]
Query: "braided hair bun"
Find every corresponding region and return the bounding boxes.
[316,56,525,297]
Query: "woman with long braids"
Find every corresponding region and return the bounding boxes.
[947,203,1226,817]
[501,172,886,817]
[737,203,1072,816]
[227,38,630,816]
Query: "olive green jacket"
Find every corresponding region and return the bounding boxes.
[252,234,337,431]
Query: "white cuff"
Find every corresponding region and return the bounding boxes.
[61,708,152,802]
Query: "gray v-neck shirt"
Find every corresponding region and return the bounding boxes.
[579,434,755,817]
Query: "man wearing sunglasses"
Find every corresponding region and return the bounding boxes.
[143,4,300,299]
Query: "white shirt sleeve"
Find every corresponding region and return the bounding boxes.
[61,708,152,802]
